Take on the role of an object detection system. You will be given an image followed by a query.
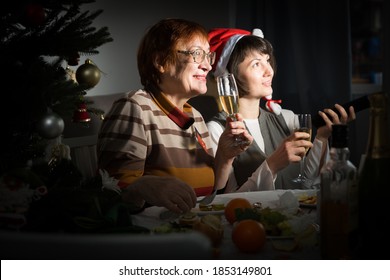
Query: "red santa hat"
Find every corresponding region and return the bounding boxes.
[208,28,282,115]
[209,28,264,77]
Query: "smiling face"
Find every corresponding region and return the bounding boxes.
[227,35,276,100]
[137,18,212,107]
[236,50,274,100]
[159,36,213,104]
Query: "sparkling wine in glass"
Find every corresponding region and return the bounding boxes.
[216,73,245,145]
[292,113,312,183]
[217,73,239,120]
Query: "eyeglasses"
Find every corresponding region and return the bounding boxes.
[177,49,216,65]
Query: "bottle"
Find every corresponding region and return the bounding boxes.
[312,94,370,128]
[357,92,390,259]
[320,124,358,259]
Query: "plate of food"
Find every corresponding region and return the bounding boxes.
[297,194,317,208]
[192,203,225,215]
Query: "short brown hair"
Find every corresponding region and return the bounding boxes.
[137,18,209,91]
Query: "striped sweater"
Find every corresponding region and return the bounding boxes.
[97,89,215,196]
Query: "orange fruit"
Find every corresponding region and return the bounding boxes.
[232,219,266,253]
[224,198,252,224]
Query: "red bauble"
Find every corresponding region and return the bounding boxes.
[72,103,91,123]
[24,3,46,26]
[67,52,80,66]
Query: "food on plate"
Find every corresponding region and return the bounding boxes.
[232,219,266,253]
[224,198,252,224]
[199,204,213,211]
[178,211,200,226]
[211,203,225,211]
[193,214,224,247]
[257,207,290,236]
[232,206,293,237]
[298,194,317,205]
[157,212,224,247]
[199,203,225,211]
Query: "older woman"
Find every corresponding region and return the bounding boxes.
[97,19,253,214]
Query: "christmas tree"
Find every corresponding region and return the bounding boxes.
[0,1,122,231]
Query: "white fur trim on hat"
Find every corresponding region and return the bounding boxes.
[214,34,244,77]
[214,28,264,77]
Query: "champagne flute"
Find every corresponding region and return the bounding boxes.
[217,73,239,120]
[292,113,312,184]
[216,73,244,145]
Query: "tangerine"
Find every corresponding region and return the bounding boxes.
[224,198,252,224]
[232,219,266,253]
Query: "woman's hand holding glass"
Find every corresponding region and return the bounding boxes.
[291,114,312,184]
[217,73,250,146]
[217,113,253,158]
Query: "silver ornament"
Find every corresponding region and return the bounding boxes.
[36,112,65,139]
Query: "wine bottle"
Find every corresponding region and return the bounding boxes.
[320,124,358,259]
[312,94,371,128]
[357,92,390,259]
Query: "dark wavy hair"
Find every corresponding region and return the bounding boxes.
[137,18,209,91]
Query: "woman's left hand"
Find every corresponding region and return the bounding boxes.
[316,104,356,142]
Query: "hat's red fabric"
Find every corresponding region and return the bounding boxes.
[208,28,250,73]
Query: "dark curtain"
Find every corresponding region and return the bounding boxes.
[385,0,390,95]
[234,0,364,163]
[234,0,351,114]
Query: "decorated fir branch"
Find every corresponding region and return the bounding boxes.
[0,1,112,170]
[0,1,114,231]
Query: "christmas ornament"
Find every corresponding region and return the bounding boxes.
[66,52,80,66]
[36,112,65,139]
[48,143,71,170]
[0,167,47,229]
[65,66,77,82]
[72,102,91,123]
[24,3,46,27]
[76,59,101,88]
[0,172,47,213]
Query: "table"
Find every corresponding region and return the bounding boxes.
[132,189,321,260]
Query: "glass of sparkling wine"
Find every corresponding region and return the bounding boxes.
[292,113,312,183]
[217,73,239,119]
[216,73,242,144]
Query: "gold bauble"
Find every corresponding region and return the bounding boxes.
[75,59,101,87]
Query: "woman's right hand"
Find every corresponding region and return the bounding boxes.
[217,113,253,159]
[316,104,356,142]
[266,131,313,175]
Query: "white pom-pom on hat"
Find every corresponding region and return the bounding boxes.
[265,99,282,115]
[252,28,264,38]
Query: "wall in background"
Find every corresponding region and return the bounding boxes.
[78,0,233,97]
